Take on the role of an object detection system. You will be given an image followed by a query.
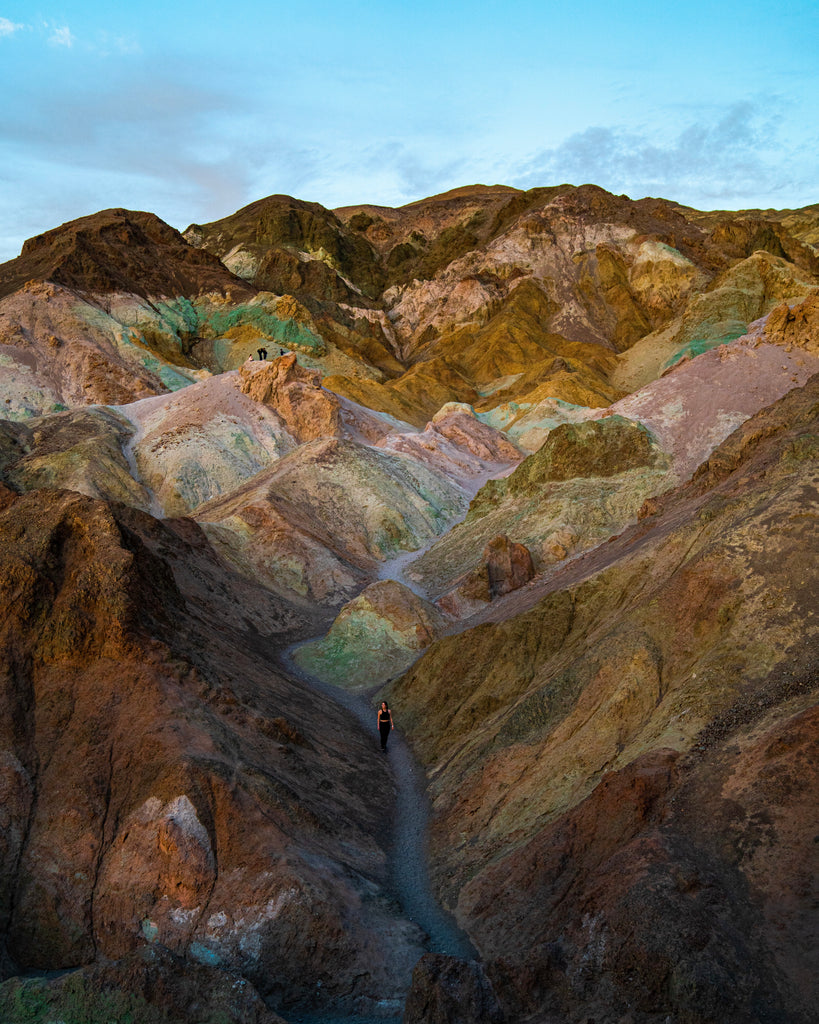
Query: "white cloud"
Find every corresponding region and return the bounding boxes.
[0,16,24,37]
[48,24,74,47]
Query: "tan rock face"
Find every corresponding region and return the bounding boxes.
[0,284,175,417]
[377,406,522,489]
[0,406,152,509]
[764,288,819,352]
[201,501,367,606]
[404,415,669,599]
[613,250,817,392]
[195,437,468,606]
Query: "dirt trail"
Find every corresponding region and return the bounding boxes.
[280,642,475,963]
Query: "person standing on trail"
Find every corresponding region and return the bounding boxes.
[377,701,394,752]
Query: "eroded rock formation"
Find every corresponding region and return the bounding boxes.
[1,181,818,1023]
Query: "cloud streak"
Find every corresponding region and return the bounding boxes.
[47,24,75,48]
[0,58,289,257]
[510,100,810,207]
[0,16,24,37]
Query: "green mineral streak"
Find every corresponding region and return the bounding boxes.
[475,401,529,430]
[663,331,745,371]
[0,974,171,1024]
[141,356,196,391]
[477,398,591,441]
[295,613,414,690]
[196,302,325,353]
[76,296,330,388]
[189,941,221,967]
[155,297,199,337]
[230,430,253,455]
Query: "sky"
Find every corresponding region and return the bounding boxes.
[1,0,817,262]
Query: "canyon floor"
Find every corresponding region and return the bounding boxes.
[0,184,817,1024]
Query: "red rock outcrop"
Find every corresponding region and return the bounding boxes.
[429,408,523,463]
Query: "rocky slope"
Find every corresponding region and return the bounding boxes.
[388,374,819,1023]
[0,486,424,1019]
[0,182,817,1023]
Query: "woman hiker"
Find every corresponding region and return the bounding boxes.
[377,701,394,752]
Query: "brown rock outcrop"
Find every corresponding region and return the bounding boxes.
[436,565,492,620]
[482,534,535,597]
[0,208,255,301]
[0,944,286,1023]
[764,288,819,352]
[185,192,384,301]
[403,953,504,1024]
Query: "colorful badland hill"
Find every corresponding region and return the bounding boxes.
[0,183,818,1024]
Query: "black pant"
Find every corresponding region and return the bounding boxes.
[379,721,391,750]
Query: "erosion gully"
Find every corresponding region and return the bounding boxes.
[269,469,508,1023]
[278,545,476,1023]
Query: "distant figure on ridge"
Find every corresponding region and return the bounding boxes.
[257,347,268,360]
[377,701,394,752]
[280,348,286,356]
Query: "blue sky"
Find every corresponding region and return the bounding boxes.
[1,0,817,262]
